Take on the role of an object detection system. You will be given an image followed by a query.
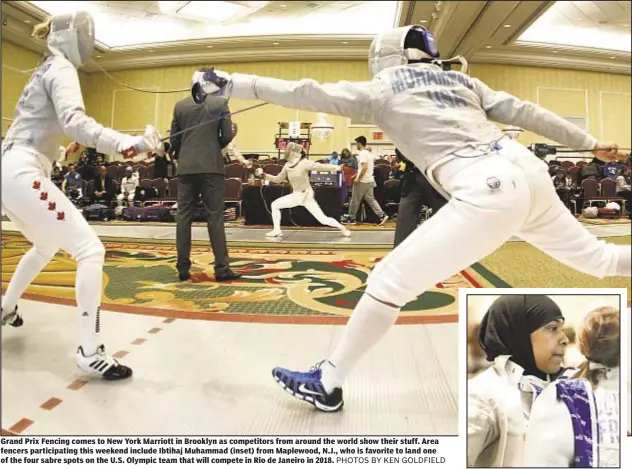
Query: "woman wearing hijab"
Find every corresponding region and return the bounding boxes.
[524,306,620,468]
[467,294,570,467]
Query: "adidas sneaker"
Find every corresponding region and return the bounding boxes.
[75,345,133,380]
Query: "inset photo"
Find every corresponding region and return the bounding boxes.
[464,290,626,468]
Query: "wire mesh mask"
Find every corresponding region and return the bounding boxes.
[48,11,95,67]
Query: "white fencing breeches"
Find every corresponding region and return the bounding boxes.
[2,148,105,355]
[366,141,629,306]
[270,189,345,231]
[117,192,135,206]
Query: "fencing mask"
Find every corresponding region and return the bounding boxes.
[47,11,95,68]
[369,25,439,76]
[284,142,304,165]
[191,68,229,104]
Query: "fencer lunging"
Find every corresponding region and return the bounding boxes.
[255,142,350,238]
[193,25,630,412]
[1,12,161,380]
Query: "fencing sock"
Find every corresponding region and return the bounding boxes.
[271,207,282,232]
[320,293,400,394]
[2,246,56,314]
[75,254,105,357]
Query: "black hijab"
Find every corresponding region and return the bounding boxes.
[478,295,564,380]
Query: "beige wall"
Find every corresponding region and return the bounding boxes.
[470,64,632,150]
[81,60,375,158]
[3,38,631,155]
[1,41,42,136]
[1,40,89,147]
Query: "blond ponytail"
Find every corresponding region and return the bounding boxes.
[31,17,52,40]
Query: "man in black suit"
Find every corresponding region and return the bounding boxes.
[92,165,116,205]
[393,149,447,247]
[170,77,241,282]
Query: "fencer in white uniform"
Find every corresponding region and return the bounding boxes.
[1,12,162,380]
[193,25,630,411]
[117,166,139,207]
[254,142,351,238]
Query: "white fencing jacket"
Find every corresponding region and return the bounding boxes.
[3,55,128,167]
[467,355,555,467]
[265,159,338,192]
[226,64,597,178]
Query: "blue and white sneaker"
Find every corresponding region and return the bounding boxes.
[272,360,344,412]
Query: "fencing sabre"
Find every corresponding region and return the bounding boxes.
[3,59,270,156]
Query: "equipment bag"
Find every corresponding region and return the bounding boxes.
[83,203,114,221]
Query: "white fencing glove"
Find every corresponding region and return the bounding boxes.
[119,125,164,159]
[255,168,264,178]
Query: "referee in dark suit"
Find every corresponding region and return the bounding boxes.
[393,148,447,247]
[170,90,241,282]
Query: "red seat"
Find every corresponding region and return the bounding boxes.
[263,164,283,176]
[226,163,248,182]
[106,165,118,180]
[139,178,153,189]
[225,178,243,201]
[152,178,168,198]
[600,178,618,197]
[568,166,581,186]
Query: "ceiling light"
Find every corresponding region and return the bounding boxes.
[519,9,631,53]
[341,41,348,44]
[177,1,251,22]
[96,55,102,58]
[273,42,280,45]
[420,20,427,23]
[503,24,511,28]
[24,20,31,24]
[207,45,214,48]
[552,50,558,53]
[610,56,616,59]
[280,3,287,7]
[485,45,492,49]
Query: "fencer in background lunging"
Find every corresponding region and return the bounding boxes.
[193,25,629,413]
[255,142,351,238]
[1,12,162,380]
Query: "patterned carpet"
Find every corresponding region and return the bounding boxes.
[1,234,511,325]
[479,235,631,295]
[2,231,629,324]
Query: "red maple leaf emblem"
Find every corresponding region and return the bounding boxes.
[40,191,48,201]
[33,180,41,190]
[48,201,56,211]
[57,211,65,221]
